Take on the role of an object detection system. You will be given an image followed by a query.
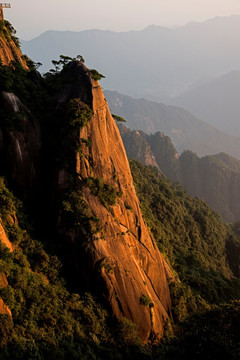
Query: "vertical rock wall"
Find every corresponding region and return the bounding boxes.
[58,62,173,342]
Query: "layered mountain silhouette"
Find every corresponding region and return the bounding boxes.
[172,70,240,137]
[21,15,240,102]
[106,90,240,159]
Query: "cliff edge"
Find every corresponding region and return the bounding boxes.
[55,62,173,342]
[0,20,27,68]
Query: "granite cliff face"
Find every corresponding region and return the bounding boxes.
[0,21,27,68]
[0,27,173,340]
[53,62,173,341]
[0,220,13,252]
[0,221,12,316]
[0,36,25,67]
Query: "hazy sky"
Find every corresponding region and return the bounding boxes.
[5,0,240,40]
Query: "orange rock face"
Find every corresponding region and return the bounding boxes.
[0,273,8,288]
[0,34,27,68]
[0,220,13,252]
[0,272,11,317]
[59,63,173,342]
[0,298,11,316]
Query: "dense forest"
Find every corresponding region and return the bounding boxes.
[1,158,240,358]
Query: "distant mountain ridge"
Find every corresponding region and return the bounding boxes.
[118,125,240,222]
[172,70,240,136]
[20,15,240,102]
[106,90,240,159]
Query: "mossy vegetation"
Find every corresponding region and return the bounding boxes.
[61,189,101,236]
[66,98,93,128]
[154,301,240,360]
[0,20,20,49]
[89,69,105,81]
[85,177,118,209]
[54,98,93,168]
[140,295,154,308]
[112,114,127,122]
[0,59,41,111]
[98,258,115,274]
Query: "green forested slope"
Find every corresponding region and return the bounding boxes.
[0,179,115,359]
[130,161,240,307]
[1,158,240,358]
[130,161,240,358]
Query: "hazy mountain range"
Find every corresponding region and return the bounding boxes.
[105,90,240,159]
[21,15,240,102]
[172,70,240,137]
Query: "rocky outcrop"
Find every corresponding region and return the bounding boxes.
[0,298,11,316]
[0,273,11,316]
[0,217,13,317]
[0,273,8,288]
[0,220,13,252]
[0,22,27,68]
[56,62,173,342]
[0,36,26,67]
[118,124,159,169]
